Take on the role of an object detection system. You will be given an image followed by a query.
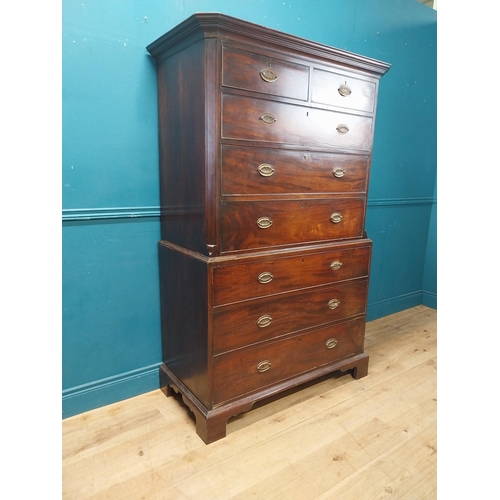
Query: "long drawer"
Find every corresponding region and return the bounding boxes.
[222,45,309,101]
[213,279,368,354]
[222,94,374,151]
[212,316,365,404]
[220,198,365,251]
[212,242,371,306]
[221,145,369,195]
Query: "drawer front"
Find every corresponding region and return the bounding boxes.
[213,316,365,403]
[311,68,376,113]
[221,145,369,195]
[213,279,368,355]
[222,94,374,151]
[220,198,365,252]
[222,46,309,101]
[213,243,371,306]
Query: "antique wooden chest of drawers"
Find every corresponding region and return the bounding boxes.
[147,13,390,443]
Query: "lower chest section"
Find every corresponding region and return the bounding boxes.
[159,239,371,408]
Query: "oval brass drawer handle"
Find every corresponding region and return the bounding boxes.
[257,360,272,372]
[336,124,349,134]
[260,67,278,83]
[259,113,277,125]
[257,315,273,328]
[258,272,274,284]
[330,213,343,224]
[338,84,352,97]
[258,163,275,177]
[332,167,345,178]
[326,338,338,349]
[257,217,273,229]
[330,260,343,271]
[328,299,340,310]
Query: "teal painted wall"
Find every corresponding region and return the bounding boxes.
[62,0,437,417]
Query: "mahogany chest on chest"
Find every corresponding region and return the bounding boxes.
[147,13,390,443]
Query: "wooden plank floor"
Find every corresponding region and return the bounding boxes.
[62,305,437,499]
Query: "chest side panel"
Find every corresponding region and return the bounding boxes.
[156,40,212,254]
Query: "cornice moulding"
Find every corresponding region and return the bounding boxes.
[146,13,391,77]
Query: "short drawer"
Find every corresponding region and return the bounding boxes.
[221,145,369,195]
[220,198,365,252]
[222,46,309,101]
[212,242,371,306]
[222,94,374,151]
[212,279,368,355]
[212,316,365,404]
[311,68,377,112]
